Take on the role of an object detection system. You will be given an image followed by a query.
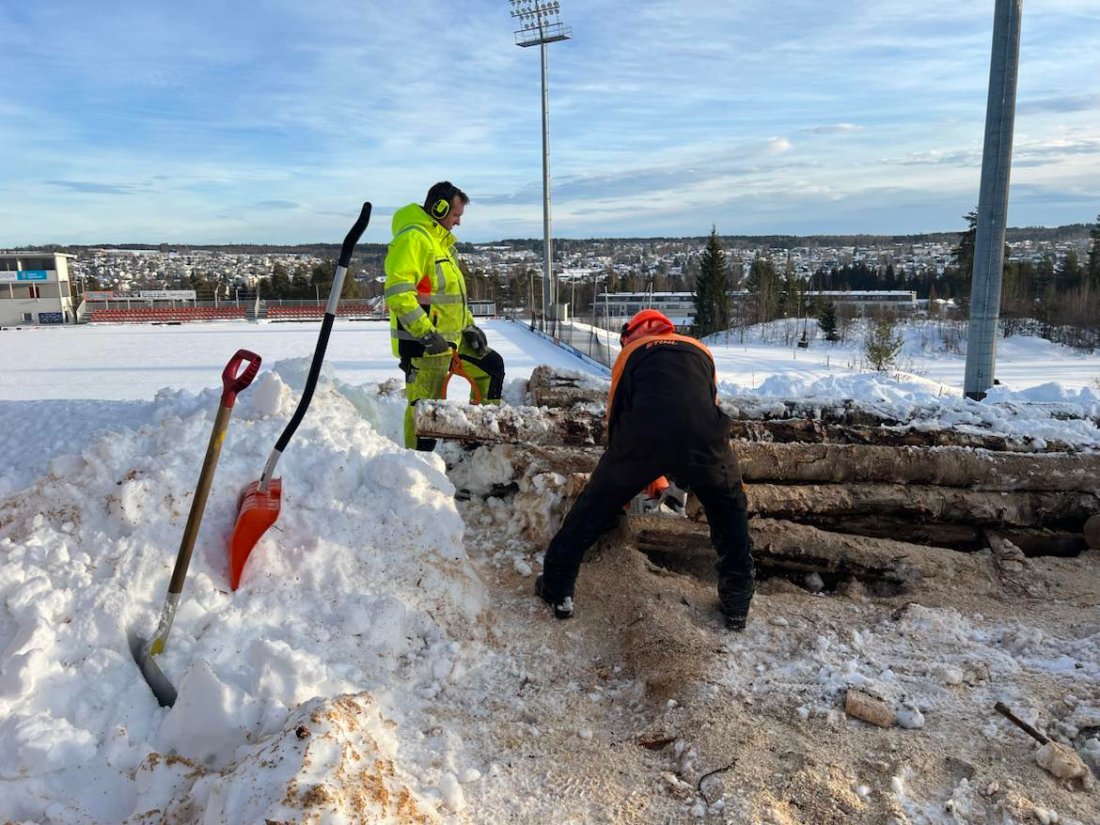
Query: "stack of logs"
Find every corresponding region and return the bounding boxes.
[417,366,1100,591]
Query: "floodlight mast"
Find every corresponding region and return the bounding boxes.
[510,0,571,331]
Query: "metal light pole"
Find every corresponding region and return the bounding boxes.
[509,0,570,332]
[964,0,1023,400]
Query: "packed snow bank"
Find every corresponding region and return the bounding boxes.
[0,358,486,822]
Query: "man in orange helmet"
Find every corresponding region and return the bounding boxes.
[535,309,755,630]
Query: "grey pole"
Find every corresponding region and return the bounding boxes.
[540,33,554,331]
[964,0,1023,400]
[510,0,571,333]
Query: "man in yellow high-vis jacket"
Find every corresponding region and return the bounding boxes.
[384,181,505,450]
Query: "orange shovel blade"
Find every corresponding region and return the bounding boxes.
[229,478,282,590]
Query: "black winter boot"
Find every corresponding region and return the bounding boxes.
[724,612,747,632]
[535,574,574,620]
[718,575,753,632]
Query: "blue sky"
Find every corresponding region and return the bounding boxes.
[1,0,1097,245]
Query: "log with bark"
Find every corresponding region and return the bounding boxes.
[429,371,1100,553]
[527,366,1100,429]
[726,419,1071,452]
[422,406,1100,493]
[735,442,1100,492]
[625,515,994,596]
[451,445,1099,533]
[527,364,608,408]
[416,400,606,446]
[746,483,1100,531]
[419,399,1092,455]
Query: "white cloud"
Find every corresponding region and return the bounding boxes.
[1,0,1098,243]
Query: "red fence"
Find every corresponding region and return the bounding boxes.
[89,307,247,323]
[267,303,382,320]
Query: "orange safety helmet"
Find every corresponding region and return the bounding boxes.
[620,308,675,345]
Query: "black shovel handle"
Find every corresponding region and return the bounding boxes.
[338,202,373,268]
[272,203,372,454]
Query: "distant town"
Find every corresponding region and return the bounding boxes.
[16,223,1093,314]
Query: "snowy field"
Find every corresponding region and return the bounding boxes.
[0,317,1099,823]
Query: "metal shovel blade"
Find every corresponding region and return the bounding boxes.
[229,477,282,590]
[128,629,178,708]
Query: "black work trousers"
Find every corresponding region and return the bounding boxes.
[541,439,754,615]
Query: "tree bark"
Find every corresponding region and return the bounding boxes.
[419,399,1087,455]
[626,516,992,595]
[528,364,607,408]
[747,483,1100,530]
[415,401,606,446]
[525,367,1100,428]
[736,442,1100,492]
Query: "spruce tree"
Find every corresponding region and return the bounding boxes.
[1088,213,1100,290]
[952,209,978,278]
[745,255,781,324]
[864,314,904,372]
[817,301,839,341]
[693,226,729,338]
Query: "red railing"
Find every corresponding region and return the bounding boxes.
[89,307,247,323]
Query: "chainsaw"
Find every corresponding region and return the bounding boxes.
[625,477,689,517]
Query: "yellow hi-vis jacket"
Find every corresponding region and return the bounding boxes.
[384,203,473,356]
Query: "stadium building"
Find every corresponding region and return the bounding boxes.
[0,252,76,327]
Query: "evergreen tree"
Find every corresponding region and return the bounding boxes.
[950,207,1010,288]
[268,262,293,298]
[864,314,904,372]
[951,209,978,278]
[1088,213,1100,290]
[745,255,781,324]
[778,254,802,318]
[817,300,839,341]
[692,227,729,338]
[1057,249,1083,292]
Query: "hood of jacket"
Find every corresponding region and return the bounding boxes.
[390,203,456,248]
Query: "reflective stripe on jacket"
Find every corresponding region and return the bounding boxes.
[384,203,473,355]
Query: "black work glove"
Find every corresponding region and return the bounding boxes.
[462,324,488,356]
[420,331,450,356]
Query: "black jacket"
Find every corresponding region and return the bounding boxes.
[607,334,731,463]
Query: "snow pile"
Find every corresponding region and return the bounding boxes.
[0,358,486,822]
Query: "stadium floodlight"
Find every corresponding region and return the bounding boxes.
[508,0,571,331]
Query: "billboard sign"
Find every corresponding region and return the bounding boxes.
[38,312,64,325]
[138,290,197,300]
[84,291,116,301]
[0,270,49,283]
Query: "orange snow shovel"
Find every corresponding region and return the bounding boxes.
[441,347,482,403]
[229,202,372,590]
[130,348,262,707]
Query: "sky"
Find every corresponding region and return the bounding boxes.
[0,319,1098,821]
[1,0,1098,247]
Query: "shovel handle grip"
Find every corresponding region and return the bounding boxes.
[222,349,262,407]
[338,202,372,268]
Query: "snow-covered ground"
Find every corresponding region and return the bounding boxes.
[0,317,1098,823]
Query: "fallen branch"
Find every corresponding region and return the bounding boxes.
[994,701,1049,744]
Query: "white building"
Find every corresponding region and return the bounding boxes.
[0,252,76,327]
[805,290,918,313]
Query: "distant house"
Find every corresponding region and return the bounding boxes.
[0,252,76,326]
